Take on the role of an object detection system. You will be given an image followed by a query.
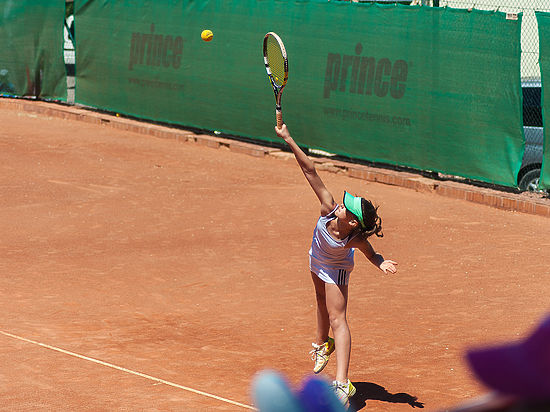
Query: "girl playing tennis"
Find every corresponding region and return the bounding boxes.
[275,124,398,407]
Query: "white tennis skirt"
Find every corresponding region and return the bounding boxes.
[310,256,353,286]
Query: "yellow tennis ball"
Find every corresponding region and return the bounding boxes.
[201,29,213,42]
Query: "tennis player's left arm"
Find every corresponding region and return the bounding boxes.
[353,238,398,274]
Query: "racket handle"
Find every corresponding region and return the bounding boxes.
[276,110,283,128]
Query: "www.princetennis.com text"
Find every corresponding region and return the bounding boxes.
[128,77,184,91]
[323,106,411,127]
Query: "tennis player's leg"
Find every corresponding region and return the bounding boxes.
[311,271,330,344]
[325,282,350,383]
[310,272,336,373]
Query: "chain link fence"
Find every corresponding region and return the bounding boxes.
[374,0,550,80]
[363,0,549,130]
[410,0,550,128]
[364,0,548,189]
[442,1,550,82]
[440,0,548,187]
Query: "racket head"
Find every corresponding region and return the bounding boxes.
[263,32,288,90]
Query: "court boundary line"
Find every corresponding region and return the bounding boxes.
[0,330,256,410]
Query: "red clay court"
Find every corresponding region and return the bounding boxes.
[1,100,549,411]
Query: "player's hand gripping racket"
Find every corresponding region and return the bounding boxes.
[263,32,288,128]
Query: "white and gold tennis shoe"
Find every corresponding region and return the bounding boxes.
[333,379,356,408]
[309,337,335,374]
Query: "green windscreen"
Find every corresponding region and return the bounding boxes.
[536,12,550,190]
[75,0,523,187]
[0,0,66,100]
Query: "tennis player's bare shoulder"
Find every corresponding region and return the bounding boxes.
[320,200,337,217]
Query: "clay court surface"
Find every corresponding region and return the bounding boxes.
[1,102,549,411]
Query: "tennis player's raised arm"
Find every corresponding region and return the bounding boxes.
[275,124,336,215]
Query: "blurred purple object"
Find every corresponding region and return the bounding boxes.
[466,314,550,401]
[297,375,346,412]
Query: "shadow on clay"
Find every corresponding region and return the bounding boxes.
[349,381,424,411]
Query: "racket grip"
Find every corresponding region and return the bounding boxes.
[276,110,283,128]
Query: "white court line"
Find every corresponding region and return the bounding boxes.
[0,330,256,410]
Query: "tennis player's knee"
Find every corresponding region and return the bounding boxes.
[328,313,347,330]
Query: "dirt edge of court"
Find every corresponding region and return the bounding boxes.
[2,97,548,218]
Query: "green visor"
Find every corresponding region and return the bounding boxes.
[343,191,365,228]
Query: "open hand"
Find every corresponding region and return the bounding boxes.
[380,260,398,274]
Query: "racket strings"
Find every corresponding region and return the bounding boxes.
[266,38,286,87]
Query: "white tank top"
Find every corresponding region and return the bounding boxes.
[309,206,355,270]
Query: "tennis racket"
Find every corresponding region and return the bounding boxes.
[263,32,288,128]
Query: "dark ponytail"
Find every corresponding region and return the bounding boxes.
[360,198,383,238]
